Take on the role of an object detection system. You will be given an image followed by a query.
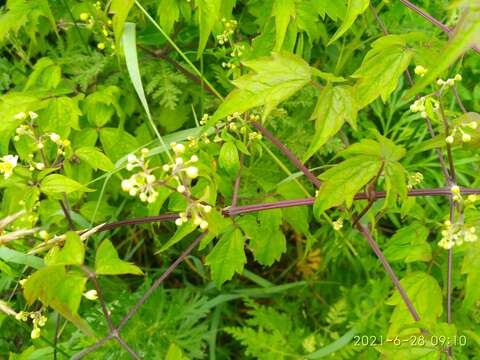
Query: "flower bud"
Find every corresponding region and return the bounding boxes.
[445,135,454,144]
[462,133,471,143]
[83,290,98,301]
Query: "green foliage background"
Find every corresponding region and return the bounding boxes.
[0,0,479,359]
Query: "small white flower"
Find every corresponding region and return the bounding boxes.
[445,135,455,144]
[462,133,471,143]
[173,143,185,153]
[175,157,184,165]
[451,185,461,195]
[162,164,170,171]
[414,65,427,77]
[83,290,98,301]
[199,220,209,230]
[437,79,445,86]
[203,205,212,213]
[190,155,198,162]
[0,155,18,178]
[185,166,198,179]
[121,179,132,191]
[147,195,156,203]
[141,148,149,157]
[28,111,38,120]
[177,185,186,193]
[35,162,45,170]
[126,163,135,171]
[38,230,49,240]
[129,188,138,196]
[175,218,183,226]
[127,154,137,163]
[139,192,148,202]
[454,74,462,81]
[446,78,455,86]
[37,143,44,149]
[31,327,41,339]
[49,133,60,142]
[468,121,478,129]
[193,217,202,225]
[14,112,27,120]
[146,174,156,184]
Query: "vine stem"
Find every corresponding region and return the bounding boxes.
[398,0,480,55]
[72,232,207,359]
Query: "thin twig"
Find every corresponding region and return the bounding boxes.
[398,0,480,54]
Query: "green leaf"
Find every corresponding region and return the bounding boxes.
[158,0,180,35]
[314,155,382,215]
[82,86,122,127]
[386,272,442,337]
[247,210,286,266]
[95,239,143,275]
[165,343,188,360]
[384,161,407,206]
[24,58,61,91]
[99,127,139,162]
[23,265,93,336]
[158,220,198,252]
[338,137,406,162]
[110,0,135,48]
[40,174,93,195]
[328,0,369,45]
[75,147,114,172]
[210,52,311,123]
[196,0,221,58]
[352,35,413,108]
[461,240,480,311]
[205,228,246,287]
[384,223,431,263]
[219,141,240,176]
[303,85,357,161]
[405,7,480,99]
[45,232,85,266]
[272,0,296,51]
[41,96,82,138]
[0,246,44,269]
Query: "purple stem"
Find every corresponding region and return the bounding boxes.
[399,0,480,54]
[71,335,114,360]
[250,121,322,188]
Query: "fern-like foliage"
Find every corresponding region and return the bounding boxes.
[144,61,187,110]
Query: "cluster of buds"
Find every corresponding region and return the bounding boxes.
[445,118,477,144]
[414,65,428,77]
[407,172,424,189]
[409,97,429,118]
[79,4,115,51]
[216,18,237,45]
[0,155,18,179]
[15,310,47,339]
[332,217,344,231]
[437,74,462,88]
[175,202,212,231]
[121,149,159,203]
[439,219,477,250]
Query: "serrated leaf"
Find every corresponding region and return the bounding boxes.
[24,58,61,91]
[303,85,357,161]
[272,0,296,51]
[75,147,114,172]
[248,209,286,266]
[219,141,240,176]
[40,174,93,194]
[338,137,406,162]
[210,52,311,124]
[353,35,413,108]
[314,155,381,216]
[196,0,221,58]
[386,272,442,337]
[384,223,431,263]
[328,0,369,45]
[45,232,85,266]
[23,265,93,337]
[405,7,480,99]
[95,239,143,275]
[205,228,246,287]
[41,96,82,138]
[158,0,180,35]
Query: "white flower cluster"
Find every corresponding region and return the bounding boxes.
[437,74,462,87]
[121,148,159,203]
[409,97,432,118]
[439,219,477,250]
[0,155,18,179]
[15,310,47,339]
[407,172,424,190]
[216,18,237,45]
[176,203,212,231]
[332,217,344,231]
[445,119,477,144]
